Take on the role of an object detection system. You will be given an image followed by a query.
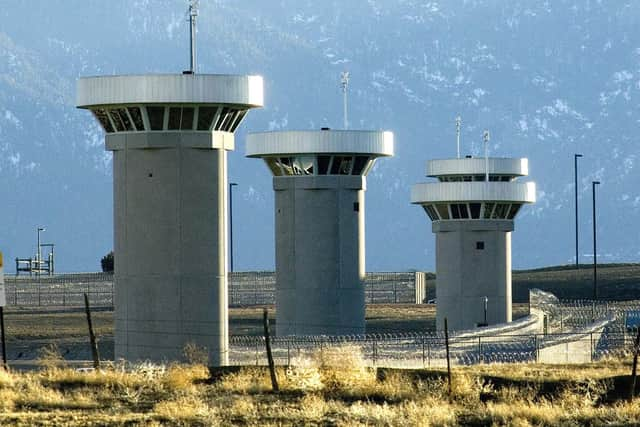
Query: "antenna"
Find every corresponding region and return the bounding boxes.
[483,130,490,182]
[188,0,199,73]
[455,116,461,158]
[341,71,350,129]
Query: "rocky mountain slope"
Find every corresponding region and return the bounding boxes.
[0,0,638,272]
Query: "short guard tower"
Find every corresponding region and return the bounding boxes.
[246,130,394,336]
[411,157,535,331]
[77,74,263,365]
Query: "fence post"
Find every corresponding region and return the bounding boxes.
[444,318,452,398]
[478,336,482,364]
[84,293,101,370]
[287,340,291,366]
[262,308,279,391]
[393,282,397,304]
[535,334,539,363]
[590,332,594,362]
[372,336,377,366]
[422,336,426,368]
[629,327,640,402]
[255,339,259,366]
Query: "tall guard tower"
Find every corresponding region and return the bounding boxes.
[77,4,263,365]
[246,130,394,335]
[77,76,262,364]
[411,156,535,331]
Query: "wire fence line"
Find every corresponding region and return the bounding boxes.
[229,291,640,367]
[228,330,638,368]
[3,271,430,308]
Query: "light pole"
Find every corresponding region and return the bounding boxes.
[574,154,582,268]
[483,296,488,325]
[229,182,238,272]
[592,181,600,300]
[36,227,45,270]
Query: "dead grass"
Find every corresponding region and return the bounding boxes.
[0,346,638,425]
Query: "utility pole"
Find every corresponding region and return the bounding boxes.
[574,154,583,268]
[592,181,600,300]
[229,182,238,272]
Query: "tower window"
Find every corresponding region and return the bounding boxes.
[318,156,331,175]
[469,203,481,219]
[353,202,360,212]
[423,205,438,221]
[507,204,522,219]
[147,106,165,130]
[476,241,485,250]
[168,107,181,130]
[352,156,370,175]
[128,107,145,131]
[435,204,450,220]
[91,108,114,133]
[180,107,195,130]
[197,106,217,130]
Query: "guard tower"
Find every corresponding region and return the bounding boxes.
[77,74,263,364]
[246,130,394,336]
[411,156,535,331]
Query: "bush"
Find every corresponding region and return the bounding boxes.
[101,251,114,273]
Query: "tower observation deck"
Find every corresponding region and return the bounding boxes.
[411,157,536,331]
[247,130,394,336]
[77,74,263,365]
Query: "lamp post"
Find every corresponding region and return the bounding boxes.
[592,181,600,300]
[229,182,238,272]
[484,296,488,325]
[574,154,582,268]
[36,227,45,271]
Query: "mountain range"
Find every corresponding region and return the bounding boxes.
[1,0,639,272]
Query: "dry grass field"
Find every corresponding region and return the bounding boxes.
[0,345,639,426]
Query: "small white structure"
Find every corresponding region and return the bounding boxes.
[411,157,535,331]
[77,74,263,365]
[246,130,394,336]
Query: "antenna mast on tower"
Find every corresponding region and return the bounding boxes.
[341,71,350,129]
[455,116,461,158]
[483,130,490,182]
[188,0,199,73]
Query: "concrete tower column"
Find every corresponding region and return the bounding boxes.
[77,74,263,364]
[274,175,366,335]
[411,157,535,331]
[246,130,394,336]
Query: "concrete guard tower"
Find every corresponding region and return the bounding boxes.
[77,74,263,365]
[411,157,535,331]
[246,130,394,336]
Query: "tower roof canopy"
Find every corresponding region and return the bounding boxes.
[427,158,528,177]
[411,181,536,204]
[246,130,394,158]
[76,74,264,108]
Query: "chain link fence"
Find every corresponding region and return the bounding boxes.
[229,291,640,367]
[4,271,430,308]
[228,329,638,368]
[4,273,114,307]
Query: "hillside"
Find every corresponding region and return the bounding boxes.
[0,1,639,273]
